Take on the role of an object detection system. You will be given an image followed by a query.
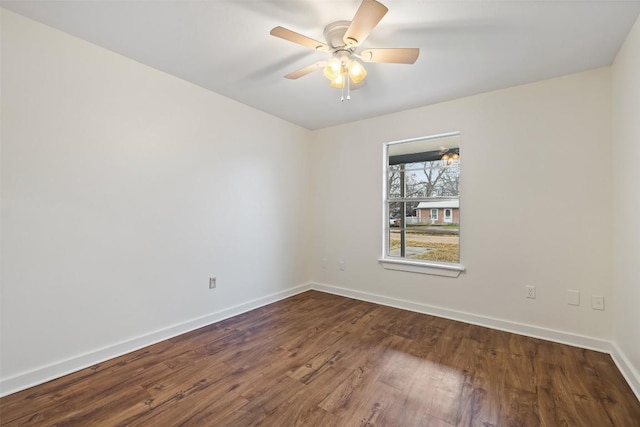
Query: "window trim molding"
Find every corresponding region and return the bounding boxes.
[378,258,464,277]
[382,132,465,277]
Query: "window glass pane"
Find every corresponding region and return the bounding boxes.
[401,161,460,199]
[388,202,403,227]
[385,133,461,266]
[388,227,401,257]
[406,227,460,263]
[387,222,460,263]
[387,165,402,198]
[388,159,460,200]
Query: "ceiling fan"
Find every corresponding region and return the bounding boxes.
[270,0,419,99]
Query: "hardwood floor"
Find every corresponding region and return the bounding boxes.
[1,290,639,426]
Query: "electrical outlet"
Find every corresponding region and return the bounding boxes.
[339,261,346,271]
[526,285,536,299]
[209,277,216,289]
[567,289,580,306]
[591,295,604,310]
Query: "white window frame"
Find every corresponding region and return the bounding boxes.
[430,209,438,220]
[379,132,465,277]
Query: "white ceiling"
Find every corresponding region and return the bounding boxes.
[3,1,640,130]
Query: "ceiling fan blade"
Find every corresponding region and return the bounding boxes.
[285,62,327,79]
[360,48,420,64]
[270,26,330,52]
[343,0,389,47]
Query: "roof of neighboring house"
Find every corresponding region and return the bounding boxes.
[416,200,460,209]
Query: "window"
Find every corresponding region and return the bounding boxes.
[444,209,453,223]
[381,132,464,277]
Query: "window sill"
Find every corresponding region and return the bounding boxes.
[378,258,465,277]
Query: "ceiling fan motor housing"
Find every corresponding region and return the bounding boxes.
[323,20,354,50]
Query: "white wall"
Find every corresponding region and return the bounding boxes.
[0,10,310,393]
[309,68,613,342]
[612,15,640,392]
[3,5,638,400]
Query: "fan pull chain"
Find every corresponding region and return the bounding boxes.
[340,73,345,102]
[347,71,351,100]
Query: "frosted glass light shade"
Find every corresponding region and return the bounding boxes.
[329,73,345,88]
[323,58,342,81]
[348,60,367,83]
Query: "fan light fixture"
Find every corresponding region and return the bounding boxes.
[322,58,367,84]
[441,152,460,164]
[322,58,367,86]
[323,58,367,100]
[329,72,344,88]
[348,60,367,83]
[270,0,420,101]
[323,58,342,81]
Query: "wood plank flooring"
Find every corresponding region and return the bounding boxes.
[1,290,639,426]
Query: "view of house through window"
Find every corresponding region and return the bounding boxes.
[384,133,461,265]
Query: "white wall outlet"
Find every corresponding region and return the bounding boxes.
[209,277,216,289]
[525,285,536,299]
[321,258,328,269]
[567,289,580,306]
[339,261,346,271]
[591,295,604,310]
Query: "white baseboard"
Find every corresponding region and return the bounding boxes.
[4,282,638,403]
[310,282,640,400]
[310,282,611,352]
[610,341,640,402]
[0,283,311,398]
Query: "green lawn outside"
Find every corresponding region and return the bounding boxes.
[389,236,459,263]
